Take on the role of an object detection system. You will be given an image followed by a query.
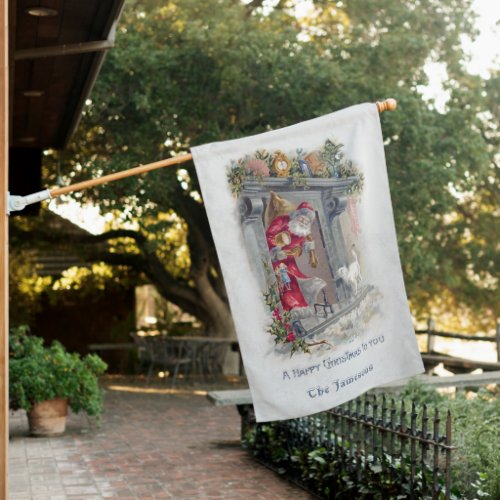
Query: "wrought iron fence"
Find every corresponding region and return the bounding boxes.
[246,393,453,499]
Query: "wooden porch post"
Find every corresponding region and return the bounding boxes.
[0,0,9,497]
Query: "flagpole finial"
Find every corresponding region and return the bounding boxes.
[376,98,397,113]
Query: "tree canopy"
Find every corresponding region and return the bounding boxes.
[38,0,498,333]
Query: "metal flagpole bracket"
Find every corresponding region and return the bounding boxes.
[7,189,52,215]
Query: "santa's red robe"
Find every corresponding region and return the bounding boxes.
[266,214,325,315]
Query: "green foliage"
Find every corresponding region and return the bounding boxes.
[9,212,139,329]
[399,381,499,498]
[245,385,499,498]
[268,310,311,355]
[43,0,498,329]
[8,249,52,326]
[9,326,108,417]
[443,390,500,499]
[399,378,446,406]
[226,161,247,196]
[247,421,446,498]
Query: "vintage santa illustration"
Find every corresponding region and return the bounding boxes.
[227,141,382,355]
[266,201,326,316]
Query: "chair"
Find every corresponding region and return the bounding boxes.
[202,342,228,380]
[130,332,154,376]
[177,339,206,383]
[161,338,193,386]
[130,333,192,386]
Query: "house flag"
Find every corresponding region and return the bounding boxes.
[191,103,424,422]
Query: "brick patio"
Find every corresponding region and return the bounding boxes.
[8,377,311,499]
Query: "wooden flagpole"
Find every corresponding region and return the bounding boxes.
[50,153,193,197]
[49,99,397,199]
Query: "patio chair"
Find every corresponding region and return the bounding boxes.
[130,333,192,386]
[201,342,229,380]
[160,338,193,386]
[130,332,154,375]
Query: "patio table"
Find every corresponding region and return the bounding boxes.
[165,336,239,379]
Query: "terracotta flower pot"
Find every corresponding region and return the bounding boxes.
[27,397,68,436]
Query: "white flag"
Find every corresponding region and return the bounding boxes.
[192,103,424,422]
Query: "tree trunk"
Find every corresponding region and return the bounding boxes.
[193,272,236,338]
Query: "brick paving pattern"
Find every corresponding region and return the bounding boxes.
[9,379,311,499]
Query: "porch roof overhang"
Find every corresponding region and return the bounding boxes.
[10,0,125,151]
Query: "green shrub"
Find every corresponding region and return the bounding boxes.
[444,390,499,499]
[9,325,108,418]
[401,381,499,498]
[247,422,441,498]
[245,383,499,498]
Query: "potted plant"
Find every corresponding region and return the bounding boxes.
[9,326,107,436]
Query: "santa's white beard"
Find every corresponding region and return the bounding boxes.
[289,218,311,237]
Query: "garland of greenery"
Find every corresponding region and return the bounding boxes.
[226,138,364,196]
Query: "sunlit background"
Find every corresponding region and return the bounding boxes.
[50,0,500,233]
[47,0,499,366]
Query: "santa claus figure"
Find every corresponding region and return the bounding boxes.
[266,201,326,317]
